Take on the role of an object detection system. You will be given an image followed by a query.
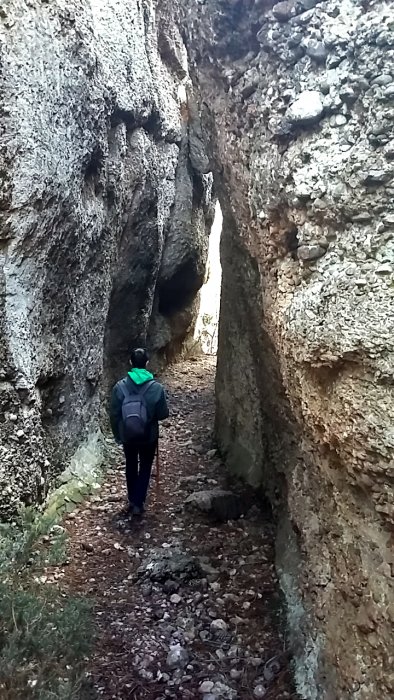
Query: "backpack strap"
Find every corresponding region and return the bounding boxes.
[119,378,155,399]
[119,379,131,400]
[139,379,155,397]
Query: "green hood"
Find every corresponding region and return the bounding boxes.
[128,368,154,385]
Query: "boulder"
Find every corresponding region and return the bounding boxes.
[136,547,203,583]
[185,489,245,521]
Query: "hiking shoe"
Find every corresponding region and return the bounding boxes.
[120,502,134,516]
[132,505,144,516]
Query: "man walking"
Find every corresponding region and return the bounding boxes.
[109,348,169,516]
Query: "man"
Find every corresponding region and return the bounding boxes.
[109,348,169,516]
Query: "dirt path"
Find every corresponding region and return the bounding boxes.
[61,358,298,700]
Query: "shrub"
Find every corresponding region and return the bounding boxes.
[0,509,93,699]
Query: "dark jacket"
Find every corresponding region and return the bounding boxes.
[109,373,169,444]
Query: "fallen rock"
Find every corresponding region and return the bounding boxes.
[137,548,203,582]
[184,489,245,521]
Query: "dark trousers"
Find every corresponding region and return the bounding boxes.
[123,441,157,508]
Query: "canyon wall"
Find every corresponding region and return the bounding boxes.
[0,0,212,516]
[182,0,394,698]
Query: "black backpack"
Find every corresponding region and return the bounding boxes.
[119,379,155,444]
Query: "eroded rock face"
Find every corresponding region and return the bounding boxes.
[182,0,394,698]
[0,0,212,515]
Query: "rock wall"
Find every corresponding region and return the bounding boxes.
[181,0,394,698]
[0,0,212,516]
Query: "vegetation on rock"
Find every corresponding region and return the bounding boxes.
[0,510,92,699]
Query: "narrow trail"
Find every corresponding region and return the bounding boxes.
[61,358,298,700]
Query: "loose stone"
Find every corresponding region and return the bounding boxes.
[210,618,228,635]
[166,645,189,670]
[297,245,327,262]
[199,681,214,694]
[286,90,324,125]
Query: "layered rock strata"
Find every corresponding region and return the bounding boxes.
[182,0,394,698]
[0,0,212,515]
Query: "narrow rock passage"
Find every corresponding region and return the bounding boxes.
[62,358,298,700]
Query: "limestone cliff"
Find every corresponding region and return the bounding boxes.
[182,0,394,698]
[0,0,212,515]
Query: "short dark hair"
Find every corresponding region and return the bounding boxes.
[130,347,149,368]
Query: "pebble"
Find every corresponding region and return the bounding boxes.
[272,1,296,21]
[206,449,217,459]
[199,681,214,694]
[228,645,240,658]
[141,583,152,597]
[376,263,392,275]
[230,669,242,679]
[329,114,347,127]
[166,645,189,670]
[81,542,94,553]
[371,74,393,86]
[363,170,388,185]
[210,618,228,635]
[297,244,327,262]
[305,40,328,63]
[164,580,179,594]
[170,593,182,604]
[287,90,324,125]
[249,657,264,667]
[253,685,267,699]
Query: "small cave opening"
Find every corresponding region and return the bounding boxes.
[158,258,202,317]
[193,201,223,355]
[283,225,299,258]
